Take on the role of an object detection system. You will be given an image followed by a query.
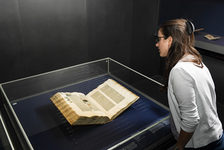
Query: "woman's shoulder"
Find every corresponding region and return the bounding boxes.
[170,61,210,82]
[170,63,193,80]
[170,61,200,80]
[172,61,193,72]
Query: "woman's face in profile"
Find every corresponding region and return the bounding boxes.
[155,29,171,57]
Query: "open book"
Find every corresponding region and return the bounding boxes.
[50,79,139,125]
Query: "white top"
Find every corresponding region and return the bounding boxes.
[168,55,223,148]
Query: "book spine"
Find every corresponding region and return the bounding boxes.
[50,93,79,125]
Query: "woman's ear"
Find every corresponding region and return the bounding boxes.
[167,36,173,48]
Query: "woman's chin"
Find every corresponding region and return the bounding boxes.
[160,53,165,57]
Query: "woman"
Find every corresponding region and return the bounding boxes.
[155,18,224,150]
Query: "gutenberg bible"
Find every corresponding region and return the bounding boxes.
[50,79,139,125]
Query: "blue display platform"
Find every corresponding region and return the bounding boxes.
[11,75,170,150]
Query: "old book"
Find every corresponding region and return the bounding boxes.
[50,79,139,125]
[204,34,221,40]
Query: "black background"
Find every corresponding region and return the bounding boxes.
[0,0,160,83]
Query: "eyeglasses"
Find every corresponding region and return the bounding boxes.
[154,35,165,43]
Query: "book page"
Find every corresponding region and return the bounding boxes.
[86,79,139,120]
[91,91,115,111]
[66,92,100,112]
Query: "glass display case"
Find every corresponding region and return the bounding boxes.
[195,31,224,55]
[0,112,13,150]
[0,58,173,150]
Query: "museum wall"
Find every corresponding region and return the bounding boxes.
[0,0,88,83]
[159,0,224,36]
[87,0,160,77]
[0,0,160,83]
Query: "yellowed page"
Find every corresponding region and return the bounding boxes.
[86,79,139,120]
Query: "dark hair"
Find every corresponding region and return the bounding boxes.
[159,19,203,88]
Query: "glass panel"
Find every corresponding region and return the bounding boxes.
[108,58,168,107]
[2,59,108,102]
[0,113,13,150]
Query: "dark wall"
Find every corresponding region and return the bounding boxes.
[131,0,160,76]
[0,0,88,83]
[159,0,224,36]
[0,0,160,83]
[87,0,133,63]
